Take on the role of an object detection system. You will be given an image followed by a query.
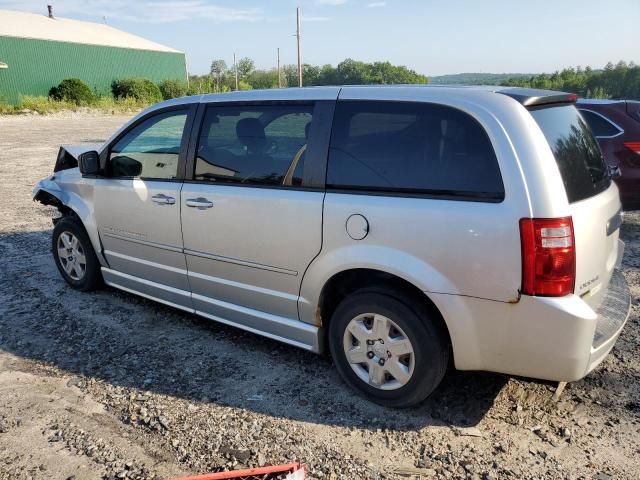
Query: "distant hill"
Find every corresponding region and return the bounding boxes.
[429,72,536,85]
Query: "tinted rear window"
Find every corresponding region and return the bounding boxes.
[530,105,610,203]
[326,101,504,200]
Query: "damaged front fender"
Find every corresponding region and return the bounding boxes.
[33,176,108,266]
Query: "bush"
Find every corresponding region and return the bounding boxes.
[159,79,188,100]
[112,78,162,103]
[49,78,95,105]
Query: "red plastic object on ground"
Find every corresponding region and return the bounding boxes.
[170,462,307,480]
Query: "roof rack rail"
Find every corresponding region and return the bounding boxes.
[498,87,577,107]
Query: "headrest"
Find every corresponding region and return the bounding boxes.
[236,117,266,152]
[236,117,265,141]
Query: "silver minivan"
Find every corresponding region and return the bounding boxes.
[34,86,631,407]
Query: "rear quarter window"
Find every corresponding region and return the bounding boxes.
[578,109,622,138]
[530,105,610,203]
[326,101,504,201]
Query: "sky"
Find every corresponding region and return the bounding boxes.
[1,0,639,77]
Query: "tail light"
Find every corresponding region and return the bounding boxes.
[519,217,575,297]
[623,142,640,155]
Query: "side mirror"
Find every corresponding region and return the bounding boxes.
[78,151,100,176]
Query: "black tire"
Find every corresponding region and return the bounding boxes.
[328,290,449,408]
[52,216,102,292]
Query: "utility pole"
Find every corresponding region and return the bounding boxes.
[277,47,282,88]
[233,52,239,91]
[296,7,302,87]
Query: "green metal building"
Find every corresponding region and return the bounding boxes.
[0,9,187,105]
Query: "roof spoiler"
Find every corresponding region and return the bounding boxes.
[498,87,577,107]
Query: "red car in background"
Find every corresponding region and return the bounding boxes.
[577,99,640,210]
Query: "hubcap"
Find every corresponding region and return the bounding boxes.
[343,313,415,391]
[57,231,86,281]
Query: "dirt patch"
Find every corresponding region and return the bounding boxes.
[0,114,639,479]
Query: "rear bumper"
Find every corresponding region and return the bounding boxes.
[432,268,631,382]
[586,268,631,374]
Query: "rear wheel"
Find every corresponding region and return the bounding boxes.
[52,216,102,291]
[328,290,449,407]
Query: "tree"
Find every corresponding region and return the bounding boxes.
[336,59,370,84]
[248,69,278,89]
[282,64,298,87]
[210,59,227,92]
[200,57,435,91]
[159,79,188,100]
[501,61,640,100]
[49,78,95,105]
[302,64,321,86]
[236,57,255,80]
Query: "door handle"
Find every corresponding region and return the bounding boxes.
[151,194,176,205]
[185,197,214,209]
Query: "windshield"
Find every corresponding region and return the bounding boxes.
[530,104,610,203]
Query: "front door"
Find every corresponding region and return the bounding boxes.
[180,102,329,345]
[94,107,194,309]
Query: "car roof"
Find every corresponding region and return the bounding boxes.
[148,84,576,114]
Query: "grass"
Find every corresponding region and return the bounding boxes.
[0,95,152,115]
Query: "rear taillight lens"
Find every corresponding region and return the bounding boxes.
[623,142,640,155]
[519,217,575,297]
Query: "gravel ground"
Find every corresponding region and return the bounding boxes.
[0,113,639,480]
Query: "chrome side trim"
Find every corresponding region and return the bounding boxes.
[578,108,625,139]
[196,309,317,352]
[102,267,191,297]
[105,250,189,275]
[102,269,194,313]
[102,231,183,253]
[188,270,299,302]
[184,248,298,276]
[192,292,319,352]
[101,268,319,352]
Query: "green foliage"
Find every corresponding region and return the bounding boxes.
[187,75,214,95]
[0,95,149,115]
[111,78,163,103]
[301,59,428,86]
[210,59,228,92]
[20,95,77,113]
[159,79,188,100]
[49,78,95,105]
[501,61,640,100]
[238,80,253,91]
[236,57,255,79]
[196,58,428,92]
[247,69,280,89]
[431,72,535,85]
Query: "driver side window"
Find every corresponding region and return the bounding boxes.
[194,104,313,186]
[109,110,188,179]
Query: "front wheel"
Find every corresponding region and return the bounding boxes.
[328,291,449,407]
[52,216,102,291]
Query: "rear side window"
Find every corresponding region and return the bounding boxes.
[195,105,313,186]
[326,101,504,200]
[578,109,622,138]
[530,105,610,203]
